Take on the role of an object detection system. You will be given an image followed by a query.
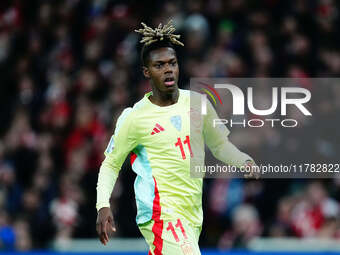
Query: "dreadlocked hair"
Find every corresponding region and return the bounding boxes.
[135,20,184,66]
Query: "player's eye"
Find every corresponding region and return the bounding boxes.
[170,61,177,66]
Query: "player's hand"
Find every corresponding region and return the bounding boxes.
[96,207,116,245]
[243,160,260,179]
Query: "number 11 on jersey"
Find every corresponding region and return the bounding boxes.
[175,135,193,160]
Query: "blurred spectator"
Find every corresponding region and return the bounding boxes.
[291,181,339,238]
[267,197,296,237]
[13,219,32,251]
[218,204,263,250]
[0,210,16,251]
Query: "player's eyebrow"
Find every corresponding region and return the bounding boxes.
[154,58,177,64]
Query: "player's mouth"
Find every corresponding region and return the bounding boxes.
[164,77,175,87]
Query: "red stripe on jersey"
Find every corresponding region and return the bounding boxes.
[151,220,164,254]
[151,177,163,254]
[152,177,161,220]
[153,128,160,133]
[130,152,137,165]
[155,123,164,131]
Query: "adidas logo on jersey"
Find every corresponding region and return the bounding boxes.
[151,123,165,135]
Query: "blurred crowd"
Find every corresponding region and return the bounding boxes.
[0,0,340,251]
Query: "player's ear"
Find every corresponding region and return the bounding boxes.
[143,66,150,79]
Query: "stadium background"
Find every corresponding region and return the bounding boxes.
[0,0,340,253]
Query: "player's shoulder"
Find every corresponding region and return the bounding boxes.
[117,94,149,120]
[179,88,191,96]
[179,89,202,104]
[179,89,191,102]
[180,88,201,97]
[115,107,134,128]
[132,95,149,111]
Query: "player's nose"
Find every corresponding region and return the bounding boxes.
[164,63,173,74]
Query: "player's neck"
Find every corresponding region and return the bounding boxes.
[149,88,179,107]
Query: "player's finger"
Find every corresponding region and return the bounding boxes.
[98,223,105,244]
[97,221,106,245]
[110,224,116,232]
[253,166,260,179]
[100,232,107,245]
[96,222,100,235]
[104,221,109,242]
[246,171,260,179]
[244,172,252,178]
[108,217,116,232]
[101,221,109,243]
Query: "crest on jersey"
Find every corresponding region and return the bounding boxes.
[170,115,182,131]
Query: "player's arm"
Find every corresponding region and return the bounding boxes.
[96,108,138,245]
[203,100,259,178]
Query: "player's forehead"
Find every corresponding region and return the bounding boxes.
[148,47,177,63]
